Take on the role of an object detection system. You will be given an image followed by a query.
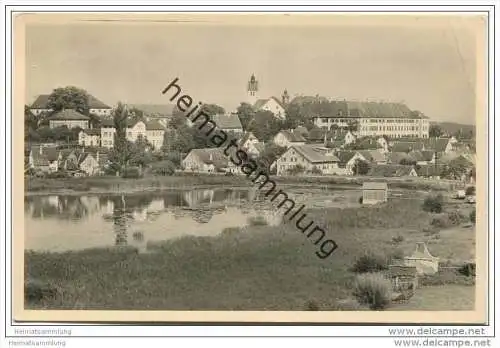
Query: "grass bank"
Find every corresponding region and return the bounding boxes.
[25,198,475,310]
[25,173,457,196]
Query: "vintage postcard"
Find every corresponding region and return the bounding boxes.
[14,12,488,323]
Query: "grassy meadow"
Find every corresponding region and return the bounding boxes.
[24,197,476,310]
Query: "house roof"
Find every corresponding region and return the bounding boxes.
[408,150,425,162]
[362,182,388,190]
[128,104,175,117]
[294,126,309,137]
[188,148,229,170]
[279,130,307,143]
[357,150,386,163]
[30,152,50,167]
[145,120,165,131]
[239,132,258,145]
[253,143,266,153]
[81,128,101,136]
[335,151,356,165]
[369,164,416,177]
[291,145,340,164]
[391,141,425,153]
[48,109,90,121]
[30,94,111,109]
[211,114,243,130]
[424,138,451,152]
[253,96,285,111]
[346,101,414,119]
[386,152,413,164]
[416,164,446,177]
[420,150,435,162]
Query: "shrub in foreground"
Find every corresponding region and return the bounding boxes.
[470,209,476,224]
[352,273,392,310]
[422,194,444,213]
[351,253,388,273]
[458,262,476,277]
[151,160,176,176]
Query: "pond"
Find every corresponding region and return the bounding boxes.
[24,186,366,253]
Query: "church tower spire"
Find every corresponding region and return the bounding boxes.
[247,74,259,105]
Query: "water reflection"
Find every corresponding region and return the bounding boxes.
[24,188,279,252]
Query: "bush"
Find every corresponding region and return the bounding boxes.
[423,194,443,213]
[351,253,388,273]
[391,235,404,244]
[121,166,142,179]
[24,278,58,303]
[310,166,323,175]
[151,160,176,176]
[458,262,476,277]
[465,186,476,196]
[430,215,451,229]
[352,273,392,310]
[470,209,476,224]
[247,216,268,226]
[447,210,466,226]
[358,196,363,204]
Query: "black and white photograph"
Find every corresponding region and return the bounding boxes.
[13,11,488,325]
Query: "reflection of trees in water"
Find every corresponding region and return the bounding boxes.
[27,196,89,220]
[111,195,127,246]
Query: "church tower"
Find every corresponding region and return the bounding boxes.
[282,89,290,105]
[247,74,259,105]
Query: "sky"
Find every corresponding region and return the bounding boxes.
[24,14,483,124]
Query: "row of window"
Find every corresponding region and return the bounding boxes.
[361,126,422,132]
[317,118,428,124]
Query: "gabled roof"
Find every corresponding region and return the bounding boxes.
[211,114,243,130]
[424,137,451,152]
[48,109,90,121]
[357,150,386,163]
[416,164,446,177]
[145,120,165,131]
[386,152,413,164]
[335,150,357,165]
[294,126,309,137]
[362,182,388,190]
[30,94,111,109]
[290,145,340,164]
[253,97,285,111]
[187,148,229,170]
[278,130,307,143]
[420,150,436,162]
[369,164,416,177]
[391,141,425,153]
[239,132,258,145]
[408,150,425,162]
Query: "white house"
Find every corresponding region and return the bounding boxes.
[253,97,286,119]
[100,119,165,150]
[78,129,101,147]
[239,132,265,157]
[276,144,342,175]
[29,146,59,173]
[273,130,307,148]
[78,152,100,176]
[211,114,244,134]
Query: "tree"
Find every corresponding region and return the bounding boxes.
[108,103,133,175]
[129,135,154,168]
[256,144,287,171]
[429,125,443,138]
[236,102,256,130]
[151,160,176,176]
[247,110,284,142]
[200,103,225,116]
[400,158,417,166]
[353,159,370,175]
[47,86,90,114]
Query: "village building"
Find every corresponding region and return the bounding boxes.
[239,132,265,157]
[377,136,389,153]
[369,164,418,178]
[391,140,426,153]
[293,125,309,138]
[273,130,307,148]
[404,242,439,275]
[341,150,387,176]
[424,137,454,155]
[78,129,101,147]
[416,164,446,180]
[182,148,238,174]
[386,152,414,165]
[28,145,60,173]
[362,182,388,205]
[77,152,101,176]
[47,109,90,129]
[211,114,244,134]
[387,265,419,292]
[100,119,165,150]
[312,101,430,138]
[30,94,112,117]
[252,97,286,119]
[128,104,176,128]
[276,144,341,175]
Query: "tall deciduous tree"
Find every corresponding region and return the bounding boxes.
[429,125,443,138]
[236,103,256,130]
[47,86,90,114]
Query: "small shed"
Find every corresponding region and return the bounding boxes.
[362,182,388,205]
[404,242,439,275]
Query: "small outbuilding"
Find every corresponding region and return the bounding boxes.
[362,182,388,205]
